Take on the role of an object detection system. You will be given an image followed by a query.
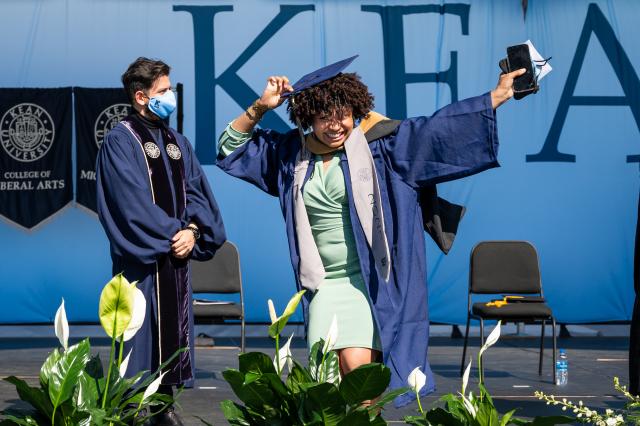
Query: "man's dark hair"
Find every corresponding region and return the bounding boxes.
[121,57,171,104]
[287,73,374,130]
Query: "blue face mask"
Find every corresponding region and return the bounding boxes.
[147,90,176,119]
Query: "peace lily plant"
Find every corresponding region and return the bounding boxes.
[210,290,409,425]
[1,273,181,426]
[404,321,574,426]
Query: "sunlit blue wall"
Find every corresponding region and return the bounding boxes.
[1,0,638,325]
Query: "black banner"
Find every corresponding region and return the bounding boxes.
[0,88,73,229]
[74,88,131,213]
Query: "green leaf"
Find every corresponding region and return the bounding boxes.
[475,400,499,426]
[39,348,61,388]
[285,361,313,393]
[0,414,39,425]
[337,409,370,426]
[339,363,390,406]
[368,387,410,411]
[404,414,430,426]
[73,370,99,412]
[304,382,346,426]
[220,400,252,425]
[222,369,279,411]
[478,382,495,406]
[85,354,104,379]
[268,290,305,338]
[239,352,277,375]
[48,338,91,410]
[82,408,106,426]
[4,376,54,419]
[323,350,340,384]
[260,372,291,400]
[369,413,387,426]
[424,406,466,426]
[500,408,517,426]
[124,347,187,394]
[308,340,325,381]
[113,372,145,410]
[99,273,135,338]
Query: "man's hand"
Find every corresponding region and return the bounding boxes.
[491,68,527,109]
[171,230,195,259]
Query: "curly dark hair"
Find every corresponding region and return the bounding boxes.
[287,73,374,130]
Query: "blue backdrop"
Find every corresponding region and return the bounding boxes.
[0,0,638,325]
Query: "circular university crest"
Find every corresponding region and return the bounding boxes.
[0,103,55,162]
[144,142,161,159]
[166,143,182,160]
[95,103,130,148]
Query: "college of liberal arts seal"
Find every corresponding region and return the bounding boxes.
[0,103,55,162]
[94,103,130,148]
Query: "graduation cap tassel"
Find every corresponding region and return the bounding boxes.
[290,96,307,151]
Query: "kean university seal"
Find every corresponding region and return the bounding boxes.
[0,103,55,162]
[94,103,130,149]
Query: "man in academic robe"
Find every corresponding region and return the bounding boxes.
[97,57,226,425]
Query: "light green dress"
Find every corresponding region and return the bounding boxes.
[219,125,381,351]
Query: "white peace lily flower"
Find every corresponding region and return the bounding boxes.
[119,349,132,378]
[142,371,167,402]
[461,358,472,395]
[478,320,502,358]
[54,298,69,351]
[122,285,146,341]
[322,315,338,354]
[273,333,294,373]
[268,299,277,324]
[407,366,427,394]
[460,393,477,418]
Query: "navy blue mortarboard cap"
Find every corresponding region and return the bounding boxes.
[281,55,358,98]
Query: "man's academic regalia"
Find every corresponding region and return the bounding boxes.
[217,93,499,406]
[97,113,226,386]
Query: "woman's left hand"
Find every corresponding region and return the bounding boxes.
[491,68,527,109]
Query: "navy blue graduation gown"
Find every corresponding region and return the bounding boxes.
[97,121,226,385]
[217,93,499,405]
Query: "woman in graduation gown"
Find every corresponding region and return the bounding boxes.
[216,58,524,406]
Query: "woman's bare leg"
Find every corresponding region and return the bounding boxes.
[337,348,382,408]
[338,347,380,375]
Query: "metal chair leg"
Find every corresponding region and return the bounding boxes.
[539,319,545,376]
[460,314,471,376]
[552,317,557,384]
[240,317,246,353]
[479,318,485,383]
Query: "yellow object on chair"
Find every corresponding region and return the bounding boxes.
[486,295,524,308]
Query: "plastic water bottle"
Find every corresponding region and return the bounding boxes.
[555,349,568,385]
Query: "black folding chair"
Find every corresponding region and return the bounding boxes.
[191,241,245,352]
[460,241,557,383]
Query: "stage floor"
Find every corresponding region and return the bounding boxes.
[0,334,629,425]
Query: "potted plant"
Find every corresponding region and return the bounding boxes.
[209,290,408,425]
[1,274,181,426]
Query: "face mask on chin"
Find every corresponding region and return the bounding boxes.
[147,90,177,119]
